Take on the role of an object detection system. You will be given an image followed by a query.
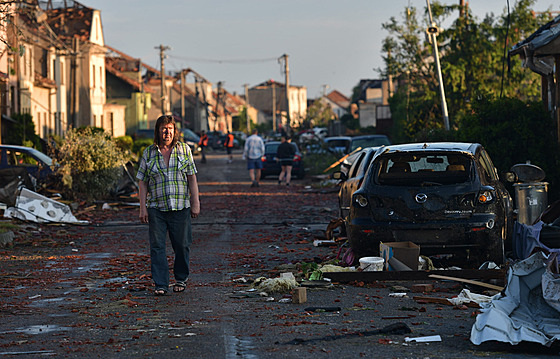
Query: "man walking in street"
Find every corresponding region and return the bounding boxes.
[243,128,265,187]
[137,115,200,296]
[224,131,235,164]
[198,130,208,163]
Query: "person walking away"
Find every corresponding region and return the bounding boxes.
[198,130,208,163]
[243,128,265,187]
[277,136,296,186]
[137,115,201,296]
[224,131,235,164]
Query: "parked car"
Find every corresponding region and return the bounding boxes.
[181,128,201,155]
[348,134,391,153]
[346,142,513,265]
[260,141,305,179]
[0,144,54,187]
[324,136,351,155]
[332,147,381,220]
[299,127,328,142]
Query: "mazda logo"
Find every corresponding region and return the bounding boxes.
[415,193,428,203]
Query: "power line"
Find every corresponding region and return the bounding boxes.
[167,54,279,64]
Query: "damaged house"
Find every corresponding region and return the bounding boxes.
[0,0,126,142]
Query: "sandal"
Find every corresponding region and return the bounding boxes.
[154,288,168,296]
[173,281,187,293]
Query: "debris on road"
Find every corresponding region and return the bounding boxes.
[4,188,88,224]
[405,335,442,343]
[471,252,560,346]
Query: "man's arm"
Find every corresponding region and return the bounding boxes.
[187,174,200,218]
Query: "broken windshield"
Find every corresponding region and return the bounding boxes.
[373,153,472,186]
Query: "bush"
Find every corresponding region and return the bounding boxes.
[55,127,127,200]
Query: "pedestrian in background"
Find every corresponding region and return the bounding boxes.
[198,130,208,163]
[277,135,296,186]
[243,128,265,188]
[224,131,235,164]
[137,115,200,296]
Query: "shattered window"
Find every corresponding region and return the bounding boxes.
[374,153,472,186]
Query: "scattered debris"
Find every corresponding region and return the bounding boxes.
[428,274,503,291]
[471,252,560,346]
[389,293,408,298]
[447,289,493,307]
[282,322,412,345]
[252,276,298,294]
[405,335,442,343]
[4,188,89,224]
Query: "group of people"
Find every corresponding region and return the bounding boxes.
[137,118,296,295]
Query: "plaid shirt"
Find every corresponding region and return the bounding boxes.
[136,142,197,211]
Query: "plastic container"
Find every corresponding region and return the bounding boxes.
[359,257,384,271]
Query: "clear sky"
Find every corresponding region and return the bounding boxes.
[85,0,558,99]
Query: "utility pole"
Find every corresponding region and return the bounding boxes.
[156,44,170,116]
[426,0,450,131]
[272,80,276,132]
[194,76,200,133]
[70,37,80,129]
[217,81,223,132]
[280,54,290,127]
[244,83,250,133]
[180,69,186,129]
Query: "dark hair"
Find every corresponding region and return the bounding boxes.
[154,115,179,148]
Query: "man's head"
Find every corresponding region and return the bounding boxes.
[280,135,287,142]
[252,129,258,135]
[154,115,179,148]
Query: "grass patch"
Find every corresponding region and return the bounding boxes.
[0,222,18,234]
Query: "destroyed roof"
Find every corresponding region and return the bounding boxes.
[510,14,560,57]
[43,2,96,44]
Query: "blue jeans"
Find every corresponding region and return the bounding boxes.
[147,208,192,289]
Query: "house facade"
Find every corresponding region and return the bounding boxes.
[248,80,307,130]
[0,0,126,144]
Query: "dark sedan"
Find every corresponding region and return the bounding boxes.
[260,141,305,179]
[332,147,381,220]
[348,134,391,153]
[0,144,54,187]
[346,142,513,266]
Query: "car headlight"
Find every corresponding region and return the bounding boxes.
[354,194,368,207]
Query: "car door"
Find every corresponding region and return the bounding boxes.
[339,151,367,219]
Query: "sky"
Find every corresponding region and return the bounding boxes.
[85,0,558,99]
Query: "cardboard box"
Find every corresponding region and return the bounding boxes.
[380,241,420,271]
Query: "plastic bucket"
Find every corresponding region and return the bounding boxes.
[359,257,384,271]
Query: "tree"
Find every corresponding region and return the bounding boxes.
[306,99,336,128]
[381,0,552,142]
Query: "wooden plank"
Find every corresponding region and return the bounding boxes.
[428,274,503,291]
[323,269,506,283]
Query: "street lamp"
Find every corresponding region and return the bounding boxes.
[426,0,450,131]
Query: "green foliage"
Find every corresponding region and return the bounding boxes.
[456,96,560,199]
[4,113,42,149]
[304,151,340,176]
[382,0,551,142]
[306,99,336,128]
[115,135,133,152]
[340,113,359,131]
[132,138,153,159]
[56,127,126,200]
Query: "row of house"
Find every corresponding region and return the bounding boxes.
[0,0,320,144]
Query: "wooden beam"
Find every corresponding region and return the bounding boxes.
[323,269,506,284]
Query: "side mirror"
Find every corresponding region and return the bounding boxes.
[504,171,517,183]
[332,171,347,181]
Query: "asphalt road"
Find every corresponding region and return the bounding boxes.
[0,150,558,358]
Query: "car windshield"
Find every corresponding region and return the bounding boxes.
[326,139,349,148]
[350,137,390,151]
[373,153,472,186]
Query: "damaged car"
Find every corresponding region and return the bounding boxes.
[346,142,513,265]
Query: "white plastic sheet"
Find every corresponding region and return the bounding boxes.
[470,252,560,347]
[4,188,88,224]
